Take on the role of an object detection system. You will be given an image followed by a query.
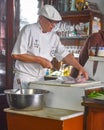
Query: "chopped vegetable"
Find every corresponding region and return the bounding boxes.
[87,91,104,98]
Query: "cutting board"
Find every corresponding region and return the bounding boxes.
[30,79,101,87]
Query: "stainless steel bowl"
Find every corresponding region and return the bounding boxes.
[4,89,50,111]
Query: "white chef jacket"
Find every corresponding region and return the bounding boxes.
[12,23,69,88]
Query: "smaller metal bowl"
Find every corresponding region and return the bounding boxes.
[4,89,50,111]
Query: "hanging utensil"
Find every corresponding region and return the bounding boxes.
[17,79,23,94]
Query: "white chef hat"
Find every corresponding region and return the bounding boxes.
[38,4,62,21]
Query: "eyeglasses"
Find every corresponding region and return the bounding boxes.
[44,17,57,26]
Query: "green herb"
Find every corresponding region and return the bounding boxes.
[87,91,104,98]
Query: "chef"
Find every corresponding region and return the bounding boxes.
[12,4,88,88]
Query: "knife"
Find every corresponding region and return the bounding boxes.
[93,60,98,76]
[93,44,98,76]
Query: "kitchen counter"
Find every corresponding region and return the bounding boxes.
[4,107,84,130]
[5,80,102,130]
[4,107,83,120]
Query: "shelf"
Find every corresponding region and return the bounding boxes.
[61,10,91,17]
[60,35,88,40]
[61,9,102,25]
[61,9,101,17]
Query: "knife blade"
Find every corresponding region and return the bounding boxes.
[93,44,99,76]
[93,60,98,76]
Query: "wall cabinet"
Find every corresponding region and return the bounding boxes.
[59,10,103,54]
[43,1,103,47]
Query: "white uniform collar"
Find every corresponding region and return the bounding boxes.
[37,22,43,32]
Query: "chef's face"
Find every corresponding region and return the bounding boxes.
[39,16,57,33]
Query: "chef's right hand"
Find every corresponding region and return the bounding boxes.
[39,57,53,69]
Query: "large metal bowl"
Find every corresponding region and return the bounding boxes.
[4,89,50,111]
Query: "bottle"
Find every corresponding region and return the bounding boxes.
[45,69,49,76]
[70,0,77,11]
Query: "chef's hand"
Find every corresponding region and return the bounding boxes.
[77,67,88,81]
[39,57,53,69]
[62,54,88,80]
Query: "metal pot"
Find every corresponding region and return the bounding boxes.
[4,89,50,111]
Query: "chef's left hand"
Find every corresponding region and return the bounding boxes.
[77,68,88,80]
